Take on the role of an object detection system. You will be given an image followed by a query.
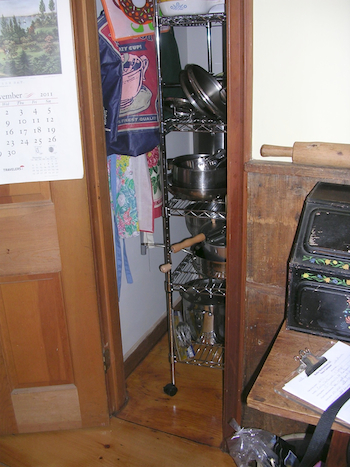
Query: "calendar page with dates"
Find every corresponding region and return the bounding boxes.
[0,0,84,185]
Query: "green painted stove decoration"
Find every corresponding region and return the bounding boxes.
[302,255,350,272]
[300,270,350,288]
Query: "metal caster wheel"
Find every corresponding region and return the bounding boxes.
[163,383,178,396]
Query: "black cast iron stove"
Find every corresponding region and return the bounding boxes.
[286,182,350,342]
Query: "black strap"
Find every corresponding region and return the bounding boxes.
[299,387,350,467]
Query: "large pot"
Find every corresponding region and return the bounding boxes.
[180,279,225,345]
[191,244,226,279]
[185,200,226,236]
[168,151,227,200]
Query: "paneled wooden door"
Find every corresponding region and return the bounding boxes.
[0,2,126,435]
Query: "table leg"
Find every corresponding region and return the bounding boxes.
[326,431,350,467]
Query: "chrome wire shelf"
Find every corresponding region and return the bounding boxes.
[164,115,226,134]
[156,6,227,391]
[159,13,226,28]
[171,254,226,296]
[171,254,201,287]
[167,197,226,218]
[177,343,224,369]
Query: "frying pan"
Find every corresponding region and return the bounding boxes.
[171,224,226,261]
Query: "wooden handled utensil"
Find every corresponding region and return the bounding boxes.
[171,233,206,253]
[260,142,350,168]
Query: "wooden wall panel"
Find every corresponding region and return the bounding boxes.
[0,202,61,275]
[0,273,73,389]
[246,174,314,287]
[243,161,350,434]
[0,182,50,204]
[243,283,285,386]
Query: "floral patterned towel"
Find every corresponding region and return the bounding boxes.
[107,154,135,299]
[146,146,163,227]
[108,154,139,239]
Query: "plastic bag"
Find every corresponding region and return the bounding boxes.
[227,420,300,467]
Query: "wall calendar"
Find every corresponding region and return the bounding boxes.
[0,0,84,185]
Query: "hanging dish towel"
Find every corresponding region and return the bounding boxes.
[146,146,163,229]
[107,154,137,298]
[133,154,153,233]
[133,146,163,233]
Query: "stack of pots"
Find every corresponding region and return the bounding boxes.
[168,149,227,201]
[169,174,226,346]
[180,279,225,346]
[172,208,226,346]
[168,64,227,347]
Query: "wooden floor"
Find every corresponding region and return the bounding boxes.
[0,335,235,467]
[118,334,224,447]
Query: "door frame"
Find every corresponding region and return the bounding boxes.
[70,0,126,414]
[223,0,252,439]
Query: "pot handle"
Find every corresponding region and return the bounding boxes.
[159,263,172,273]
[171,233,205,253]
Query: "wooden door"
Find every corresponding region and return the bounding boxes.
[0,1,126,435]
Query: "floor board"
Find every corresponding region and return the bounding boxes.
[0,418,234,467]
[0,334,234,466]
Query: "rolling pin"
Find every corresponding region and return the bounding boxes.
[260,142,350,168]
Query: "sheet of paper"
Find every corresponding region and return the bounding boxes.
[282,341,350,425]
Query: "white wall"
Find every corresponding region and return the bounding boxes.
[252,0,350,160]
[117,221,167,358]
[96,0,103,15]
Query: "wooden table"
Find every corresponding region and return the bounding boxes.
[247,322,350,465]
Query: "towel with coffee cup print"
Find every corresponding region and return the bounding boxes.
[98,12,159,157]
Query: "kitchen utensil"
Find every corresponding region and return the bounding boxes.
[175,322,193,348]
[168,151,227,192]
[201,225,226,260]
[260,142,350,168]
[197,311,216,345]
[169,150,225,171]
[180,278,225,344]
[179,70,213,117]
[168,175,227,200]
[164,97,194,117]
[185,64,227,121]
[191,244,226,279]
[171,224,226,260]
[185,200,226,236]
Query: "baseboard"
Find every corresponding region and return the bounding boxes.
[124,315,168,379]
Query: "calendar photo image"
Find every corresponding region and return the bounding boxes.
[0,0,62,78]
[0,0,84,185]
